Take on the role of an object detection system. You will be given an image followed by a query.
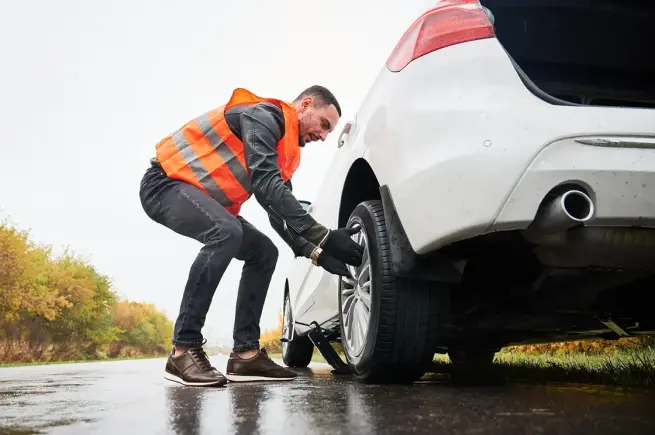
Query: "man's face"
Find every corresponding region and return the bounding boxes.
[296,97,340,147]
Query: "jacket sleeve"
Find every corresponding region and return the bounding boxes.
[240,103,329,246]
[267,179,316,258]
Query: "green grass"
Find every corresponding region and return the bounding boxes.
[0,355,165,368]
[272,346,655,389]
[428,347,655,389]
[0,428,41,435]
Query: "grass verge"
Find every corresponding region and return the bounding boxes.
[0,355,165,368]
[270,346,655,389]
[429,347,655,389]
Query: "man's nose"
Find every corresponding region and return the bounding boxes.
[320,131,327,141]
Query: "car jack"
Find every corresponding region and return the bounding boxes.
[307,322,351,375]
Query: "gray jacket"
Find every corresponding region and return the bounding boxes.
[223,101,328,256]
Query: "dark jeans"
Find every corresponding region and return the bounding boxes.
[139,164,279,352]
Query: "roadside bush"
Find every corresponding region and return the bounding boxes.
[0,218,173,363]
[260,314,283,353]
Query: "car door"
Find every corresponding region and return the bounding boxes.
[285,199,317,324]
[292,116,365,327]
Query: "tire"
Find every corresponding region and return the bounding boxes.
[281,292,314,368]
[338,200,450,384]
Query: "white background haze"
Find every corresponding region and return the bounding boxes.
[0,0,433,347]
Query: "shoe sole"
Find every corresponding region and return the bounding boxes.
[224,374,297,382]
[164,371,227,387]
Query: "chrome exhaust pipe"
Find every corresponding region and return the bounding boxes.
[527,190,595,235]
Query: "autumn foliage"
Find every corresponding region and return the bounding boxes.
[260,314,284,354]
[0,220,173,363]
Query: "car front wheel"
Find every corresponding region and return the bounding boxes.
[338,200,450,383]
[282,292,314,368]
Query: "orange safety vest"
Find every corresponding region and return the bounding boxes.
[155,88,301,216]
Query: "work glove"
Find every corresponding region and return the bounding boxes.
[321,226,364,267]
[317,251,352,278]
[288,234,352,278]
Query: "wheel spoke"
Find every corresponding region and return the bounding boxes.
[354,301,368,347]
[346,299,357,342]
[342,303,351,339]
[350,311,359,350]
[342,287,356,298]
[343,294,356,317]
[347,264,358,279]
[354,229,363,245]
[358,264,371,286]
[342,276,356,288]
[348,295,357,317]
[355,299,370,324]
[359,291,371,310]
[360,246,369,269]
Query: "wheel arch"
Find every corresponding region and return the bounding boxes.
[281,278,315,367]
[338,158,381,228]
[338,158,461,284]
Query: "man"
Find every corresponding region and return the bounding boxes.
[139,85,364,387]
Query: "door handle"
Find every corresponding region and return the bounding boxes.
[337,121,353,148]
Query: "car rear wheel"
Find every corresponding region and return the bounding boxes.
[448,348,498,383]
[282,292,314,368]
[338,200,451,383]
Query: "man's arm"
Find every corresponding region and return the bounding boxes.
[267,179,295,247]
[266,178,315,257]
[239,103,329,246]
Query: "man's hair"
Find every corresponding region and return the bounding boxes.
[294,85,342,117]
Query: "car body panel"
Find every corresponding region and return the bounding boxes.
[492,136,655,231]
[366,38,655,255]
[286,22,655,338]
[288,112,370,333]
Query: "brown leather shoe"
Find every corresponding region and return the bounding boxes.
[164,347,228,387]
[225,348,298,382]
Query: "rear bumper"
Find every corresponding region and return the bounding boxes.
[366,38,655,256]
[492,136,655,230]
[384,133,655,260]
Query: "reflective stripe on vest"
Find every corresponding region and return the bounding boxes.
[155,88,301,216]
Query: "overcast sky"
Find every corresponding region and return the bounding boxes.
[0,0,432,346]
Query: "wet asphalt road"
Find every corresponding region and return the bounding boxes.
[1,356,654,435]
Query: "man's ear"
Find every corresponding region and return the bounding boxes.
[301,96,313,111]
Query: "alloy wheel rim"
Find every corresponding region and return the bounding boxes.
[282,295,291,355]
[340,219,372,359]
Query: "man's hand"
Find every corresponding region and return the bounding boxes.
[321,226,364,267]
[285,234,352,279]
[317,251,352,278]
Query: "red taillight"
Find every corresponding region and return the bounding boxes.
[386,0,495,72]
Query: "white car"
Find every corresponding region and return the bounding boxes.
[281,0,655,383]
